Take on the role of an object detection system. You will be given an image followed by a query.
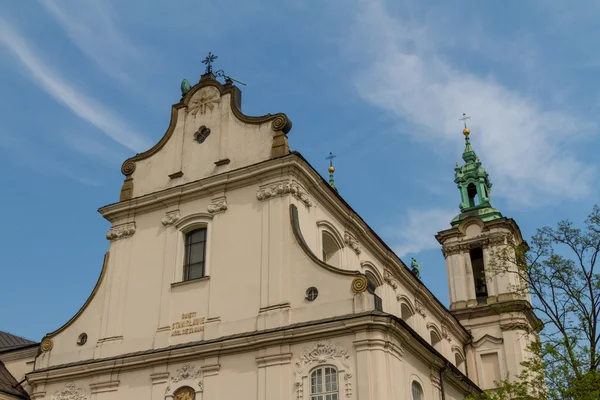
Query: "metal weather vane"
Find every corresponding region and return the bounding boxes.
[202,52,218,74]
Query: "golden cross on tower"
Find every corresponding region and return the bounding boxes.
[459,113,471,136]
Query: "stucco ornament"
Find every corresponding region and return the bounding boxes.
[172,364,200,383]
[294,340,353,399]
[256,180,312,207]
[207,197,228,214]
[188,87,220,115]
[162,210,181,226]
[343,231,361,255]
[106,222,136,241]
[53,383,86,400]
[351,276,368,293]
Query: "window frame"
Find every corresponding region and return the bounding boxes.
[173,213,214,283]
[309,365,339,400]
[183,228,207,281]
[411,380,424,400]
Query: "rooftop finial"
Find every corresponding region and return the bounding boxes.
[202,52,218,74]
[326,152,338,192]
[459,113,471,136]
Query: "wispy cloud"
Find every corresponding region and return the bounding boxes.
[349,0,596,206]
[39,0,141,83]
[388,208,456,257]
[0,18,151,152]
[0,131,100,186]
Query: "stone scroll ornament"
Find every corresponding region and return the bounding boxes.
[295,340,353,399]
[53,383,86,400]
[165,364,203,395]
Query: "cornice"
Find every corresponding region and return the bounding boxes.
[451,300,542,331]
[26,312,478,394]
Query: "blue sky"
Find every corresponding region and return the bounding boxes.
[0,0,598,341]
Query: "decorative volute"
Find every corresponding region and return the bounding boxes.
[119,61,292,201]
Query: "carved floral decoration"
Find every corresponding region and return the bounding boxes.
[294,340,353,399]
[162,210,181,226]
[106,222,136,241]
[256,180,312,208]
[414,298,427,318]
[344,231,361,255]
[207,197,228,214]
[188,88,221,115]
[53,383,86,400]
[166,364,203,395]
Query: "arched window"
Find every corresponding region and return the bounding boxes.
[310,366,338,400]
[322,232,341,268]
[455,352,465,373]
[411,381,423,400]
[467,183,478,207]
[173,386,196,400]
[430,330,442,352]
[184,228,207,280]
[401,303,413,325]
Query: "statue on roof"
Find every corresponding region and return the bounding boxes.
[410,257,420,279]
[181,79,191,97]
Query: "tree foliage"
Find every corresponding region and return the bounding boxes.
[470,205,600,399]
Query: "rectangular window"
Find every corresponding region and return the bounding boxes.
[184,228,207,281]
[481,352,502,389]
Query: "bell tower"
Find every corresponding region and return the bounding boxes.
[435,118,540,390]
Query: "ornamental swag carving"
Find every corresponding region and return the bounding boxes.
[344,231,361,255]
[53,383,86,400]
[207,197,228,214]
[295,340,353,399]
[162,210,181,226]
[106,222,136,241]
[173,364,200,383]
[256,180,312,207]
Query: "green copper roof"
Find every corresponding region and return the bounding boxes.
[451,128,502,226]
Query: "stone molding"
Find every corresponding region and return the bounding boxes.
[344,231,361,255]
[442,233,514,257]
[52,383,86,400]
[256,353,293,368]
[106,222,136,241]
[500,321,532,332]
[294,340,352,399]
[162,210,181,226]
[256,180,312,207]
[89,381,119,394]
[207,197,228,214]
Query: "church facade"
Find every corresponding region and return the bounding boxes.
[1,67,539,400]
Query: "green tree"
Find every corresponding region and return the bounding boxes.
[470,205,600,399]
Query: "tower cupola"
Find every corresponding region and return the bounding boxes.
[451,115,502,226]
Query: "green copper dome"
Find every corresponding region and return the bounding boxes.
[451,127,502,226]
